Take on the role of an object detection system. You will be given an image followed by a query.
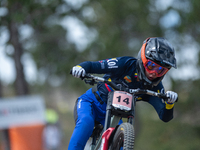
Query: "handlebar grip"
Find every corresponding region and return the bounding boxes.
[158,93,168,100]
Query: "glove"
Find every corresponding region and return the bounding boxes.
[166,91,178,103]
[72,65,86,78]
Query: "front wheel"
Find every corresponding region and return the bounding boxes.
[109,123,134,150]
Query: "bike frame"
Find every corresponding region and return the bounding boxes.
[89,89,136,150]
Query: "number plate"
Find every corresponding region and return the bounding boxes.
[112,91,133,111]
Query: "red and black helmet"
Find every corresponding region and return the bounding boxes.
[137,37,177,88]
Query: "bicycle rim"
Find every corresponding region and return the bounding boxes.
[109,123,134,150]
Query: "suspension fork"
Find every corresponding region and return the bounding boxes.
[128,96,136,125]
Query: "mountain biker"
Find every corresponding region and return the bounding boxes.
[68,37,178,150]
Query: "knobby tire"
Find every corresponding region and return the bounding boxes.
[109,123,134,150]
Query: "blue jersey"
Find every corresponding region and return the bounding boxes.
[79,56,164,103]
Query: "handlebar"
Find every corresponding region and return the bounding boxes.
[70,72,178,102]
[83,74,171,100]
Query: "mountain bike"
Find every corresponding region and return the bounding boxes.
[76,74,176,150]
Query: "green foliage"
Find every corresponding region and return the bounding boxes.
[82,0,164,60]
[136,117,200,150]
[135,102,200,150]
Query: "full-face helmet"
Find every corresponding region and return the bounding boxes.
[136,37,177,88]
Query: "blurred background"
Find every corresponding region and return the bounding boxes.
[0,0,200,149]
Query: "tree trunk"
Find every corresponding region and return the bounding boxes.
[9,21,29,95]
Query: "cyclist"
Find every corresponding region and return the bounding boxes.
[68,37,178,150]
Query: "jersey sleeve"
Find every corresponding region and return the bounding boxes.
[77,57,135,74]
[147,82,174,122]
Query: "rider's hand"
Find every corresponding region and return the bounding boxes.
[72,65,86,78]
[166,91,178,103]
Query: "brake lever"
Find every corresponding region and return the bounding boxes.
[84,79,97,86]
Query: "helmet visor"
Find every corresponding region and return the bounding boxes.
[144,59,169,77]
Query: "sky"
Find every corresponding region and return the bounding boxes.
[0,45,15,84]
[0,23,38,84]
[0,0,199,86]
[0,26,15,84]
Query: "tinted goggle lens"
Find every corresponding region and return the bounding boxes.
[144,60,168,77]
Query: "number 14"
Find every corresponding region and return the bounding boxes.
[116,96,130,105]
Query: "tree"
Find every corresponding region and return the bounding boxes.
[30,0,166,89]
[1,0,72,93]
[2,0,30,95]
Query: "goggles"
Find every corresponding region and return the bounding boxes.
[143,59,169,77]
